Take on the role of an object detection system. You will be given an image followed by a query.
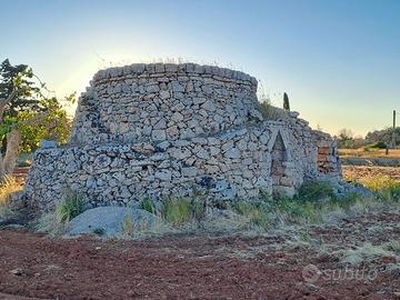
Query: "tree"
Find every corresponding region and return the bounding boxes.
[17,94,74,152]
[0,59,43,118]
[365,127,400,147]
[334,128,355,148]
[283,92,290,111]
[0,59,73,180]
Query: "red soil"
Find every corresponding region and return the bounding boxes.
[1,211,400,299]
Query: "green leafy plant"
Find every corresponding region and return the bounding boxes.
[234,202,270,230]
[272,197,323,224]
[0,59,75,184]
[140,197,156,214]
[296,181,334,202]
[56,189,86,222]
[162,198,191,228]
[386,240,400,254]
[364,141,387,150]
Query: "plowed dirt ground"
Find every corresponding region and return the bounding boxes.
[1,210,400,300]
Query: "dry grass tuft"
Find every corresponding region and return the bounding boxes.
[336,242,395,266]
[0,175,23,220]
[0,175,23,205]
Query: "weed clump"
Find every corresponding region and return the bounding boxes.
[162,198,192,228]
[140,195,207,229]
[36,189,86,235]
[0,175,23,222]
[121,214,135,235]
[297,181,334,202]
[0,175,22,206]
[233,201,270,230]
[258,100,289,121]
[56,189,86,222]
[140,197,156,214]
[350,174,400,203]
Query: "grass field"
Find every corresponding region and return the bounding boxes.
[339,148,400,159]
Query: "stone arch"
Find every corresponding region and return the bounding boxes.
[270,132,288,198]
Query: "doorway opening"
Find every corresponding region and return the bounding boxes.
[271,132,288,198]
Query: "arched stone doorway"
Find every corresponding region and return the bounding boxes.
[270,132,288,198]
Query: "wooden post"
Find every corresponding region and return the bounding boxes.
[392,110,396,149]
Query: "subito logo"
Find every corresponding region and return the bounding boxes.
[302,264,321,283]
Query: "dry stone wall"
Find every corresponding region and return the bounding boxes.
[22,63,341,211]
[69,63,262,146]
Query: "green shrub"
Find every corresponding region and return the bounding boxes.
[378,185,400,203]
[367,141,387,149]
[234,202,270,230]
[296,181,334,202]
[56,189,86,222]
[325,192,360,210]
[162,198,191,227]
[140,197,156,214]
[273,198,322,224]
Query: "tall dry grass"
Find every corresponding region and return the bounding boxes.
[0,175,23,219]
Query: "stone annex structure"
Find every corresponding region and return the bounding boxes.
[22,63,341,211]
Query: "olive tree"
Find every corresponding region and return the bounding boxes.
[0,59,73,180]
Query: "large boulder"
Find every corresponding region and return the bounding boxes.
[65,207,164,238]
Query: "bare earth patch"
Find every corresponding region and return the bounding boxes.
[342,165,400,182]
[1,210,400,299]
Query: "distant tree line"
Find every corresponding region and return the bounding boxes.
[334,127,400,149]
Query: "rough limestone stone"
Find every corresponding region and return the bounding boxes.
[181,167,198,177]
[154,119,167,130]
[196,148,210,160]
[40,140,58,149]
[171,112,184,123]
[200,100,216,111]
[224,148,241,159]
[155,170,172,181]
[155,141,171,152]
[66,207,163,237]
[159,90,170,100]
[151,130,166,141]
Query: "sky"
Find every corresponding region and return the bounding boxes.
[1,0,400,137]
